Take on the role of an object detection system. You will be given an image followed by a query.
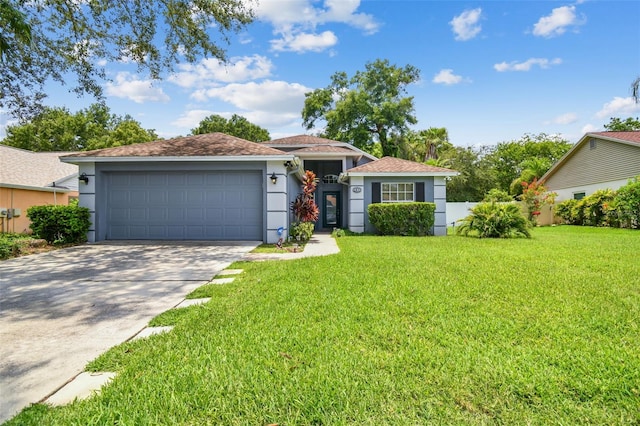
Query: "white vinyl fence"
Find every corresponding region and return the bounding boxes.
[446,202,479,226]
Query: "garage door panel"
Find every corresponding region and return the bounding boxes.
[106,170,262,240]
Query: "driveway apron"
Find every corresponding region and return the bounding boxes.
[0,241,258,423]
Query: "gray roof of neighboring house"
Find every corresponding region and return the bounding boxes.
[345,156,457,175]
[0,145,78,189]
[63,133,288,159]
[266,135,343,145]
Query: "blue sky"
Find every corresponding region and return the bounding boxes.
[2,0,639,146]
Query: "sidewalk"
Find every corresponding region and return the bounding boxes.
[244,233,340,261]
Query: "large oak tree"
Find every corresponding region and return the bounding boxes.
[0,0,254,119]
[302,59,420,157]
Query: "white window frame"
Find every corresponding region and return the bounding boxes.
[381,182,414,203]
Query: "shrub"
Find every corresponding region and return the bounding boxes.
[614,176,640,229]
[289,221,315,242]
[456,202,531,238]
[554,199,578,224]
[582,189,616,226]
[27,205,91,244]
[483,189,513,203]
[518,178,556,225]
[368,202,435,236]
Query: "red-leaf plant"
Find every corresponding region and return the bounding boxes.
[291,170,319,222]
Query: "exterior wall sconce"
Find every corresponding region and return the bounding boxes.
[270,172,278,184]
[79,172,89,184]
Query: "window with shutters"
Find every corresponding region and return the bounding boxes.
[381,183,414,202]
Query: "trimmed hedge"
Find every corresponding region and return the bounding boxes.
[368,202,435,236]
[554,177,640,229]
[27,205,91,244]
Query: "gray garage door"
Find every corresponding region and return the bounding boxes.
[106,171,263,240]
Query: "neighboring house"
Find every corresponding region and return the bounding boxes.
[0,145,79,234]
[61,133,458,243]
[540,131,640,201]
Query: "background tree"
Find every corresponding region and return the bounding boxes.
[399,127,453,164]
[603,117,640,131]
[443,146,496,202]
[486,133,572,195]
[0,0,31,61]
[302,59,420,157]
[191,114,270,142]
[0,1,253,119]
[1,103,157,151]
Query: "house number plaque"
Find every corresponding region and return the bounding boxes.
[352,187,362,193]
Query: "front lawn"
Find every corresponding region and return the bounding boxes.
[8,226,640,424]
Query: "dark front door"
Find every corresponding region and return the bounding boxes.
[322,191,340,229]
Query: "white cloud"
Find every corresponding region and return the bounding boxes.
[533,5,585,38]
[595,97,640,119]
[253,0,379,33]
[169,55,273,89]
[170,109,215,128]
[250,0,379,53]
[552,112,578,125]
[105,72,170,103]
[450,8,482,41]
[581,123,599,134]
[193,80,312,113]
[432,69,468,85]
[271,30,338,53]
[494,57,562,72]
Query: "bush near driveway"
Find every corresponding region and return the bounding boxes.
[7,227,639,425]
[27,205,90,244]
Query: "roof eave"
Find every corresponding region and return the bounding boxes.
[343,171,459,178]
[60,154,296,164]
[0,183,74,193]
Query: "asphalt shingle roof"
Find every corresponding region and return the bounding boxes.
[65,133,287,158]
[0,145,78,188]
[266,135,343,145]
[589,131,640,144]
[289,145,359,154]
[347,156,456,173]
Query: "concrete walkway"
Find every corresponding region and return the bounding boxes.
[245,233,340,261]
[0,241,258,423]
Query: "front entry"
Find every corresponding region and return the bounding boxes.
[322,191,341,229]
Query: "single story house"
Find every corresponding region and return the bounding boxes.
[61,133,458,243]
[540,131,640,201]
[0,145,78,234]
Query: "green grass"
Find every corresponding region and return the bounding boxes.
[6,226,640,425]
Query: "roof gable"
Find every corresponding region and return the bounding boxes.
[0,145,78,188]
[346,156,457,175]
[64,133,287,159]
[541,131,640,184]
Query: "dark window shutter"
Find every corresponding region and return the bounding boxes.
[415,182,425,202]
[372,182,381,203]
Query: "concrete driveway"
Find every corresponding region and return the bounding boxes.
[0,241,258,423]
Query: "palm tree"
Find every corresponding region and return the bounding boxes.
[632,76,639,104]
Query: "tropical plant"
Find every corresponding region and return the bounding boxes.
[518,178,556,225]
[482,188,513,203]
[613,176,640,228]
[456,202,531,238]
[554,199,579,224]
[289,170,319,242]
[582,189,616,226]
